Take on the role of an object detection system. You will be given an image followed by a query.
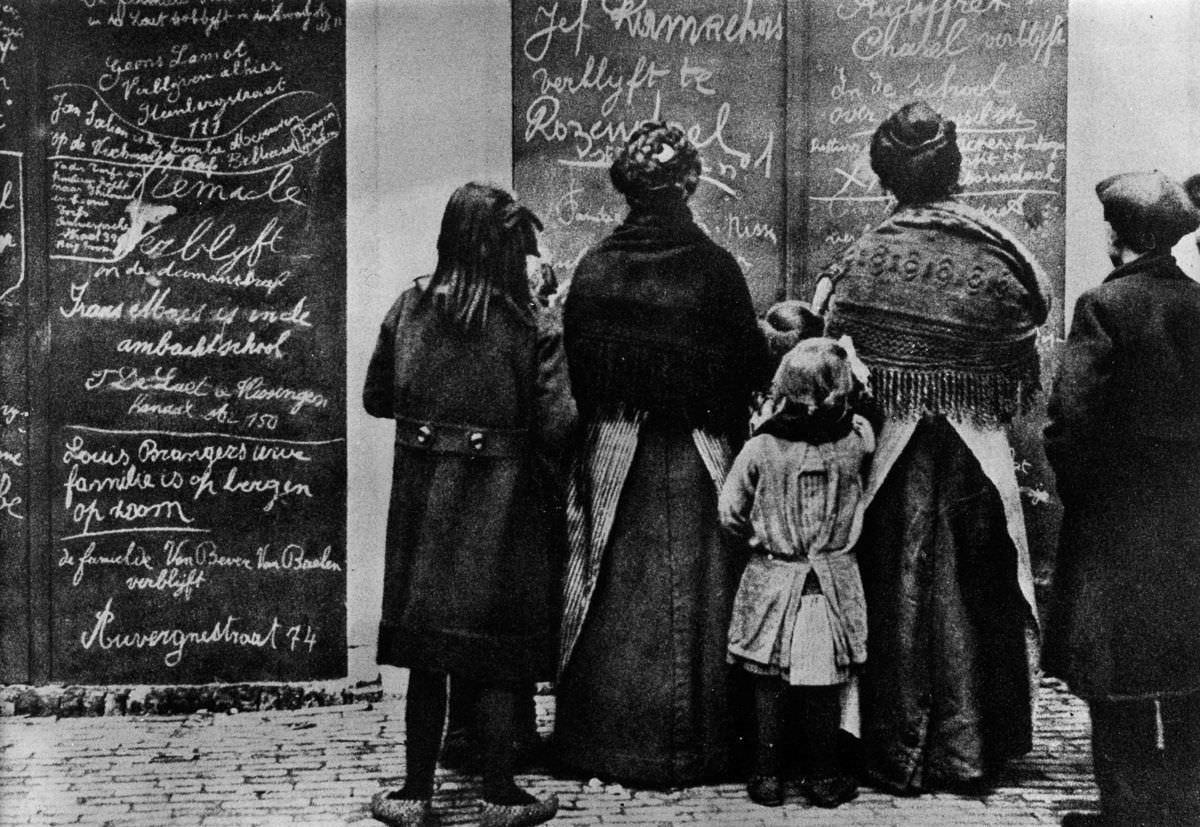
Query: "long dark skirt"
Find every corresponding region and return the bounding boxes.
[859,416,1032,793]
[553,422,743,788]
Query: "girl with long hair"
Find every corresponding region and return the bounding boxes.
[363,182,574,827]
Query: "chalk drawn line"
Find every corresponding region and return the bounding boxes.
[60,526,212,542]
[64,425,345,447]
[809,188,1060,203]
[555,158,739,197]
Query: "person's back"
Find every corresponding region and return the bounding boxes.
[563,201,767,438]
[362,182,567,827]
[719,338,873,809]
[814,101,1046,796]
[723,424,871,562]
[377,283,537,432]
[1045,170,1200,827]
[554,122,768,789]
[1061,265,1200,470]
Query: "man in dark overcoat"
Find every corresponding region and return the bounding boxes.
[1044,171,1200,827]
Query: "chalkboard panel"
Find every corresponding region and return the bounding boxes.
[795,0,1068,580]
[0,2,31,681]
[512,0,787,312]
[40,0,346,683]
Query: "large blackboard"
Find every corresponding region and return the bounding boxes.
[2,0,347,684]
[794,0,1068,582]
[0,2,33,681]
[512,0,788,312]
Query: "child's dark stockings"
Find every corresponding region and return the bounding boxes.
[755,678,844,778]
[392,668,448,801]
[476,682,538,805]
[797,685,841,779]
[754,677,786,776]
[393,672,535,807]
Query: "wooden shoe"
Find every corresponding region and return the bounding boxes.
[369,790,431,826]
[478,793,558,827]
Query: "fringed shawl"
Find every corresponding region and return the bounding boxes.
[824,199,1051,425]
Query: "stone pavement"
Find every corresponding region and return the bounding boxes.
[0,677,1098,826]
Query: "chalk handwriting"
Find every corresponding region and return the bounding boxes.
[600,0,783,46]
[80,597,294,668]
[0,470,22,520]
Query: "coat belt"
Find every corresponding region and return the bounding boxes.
[394,416,528,459]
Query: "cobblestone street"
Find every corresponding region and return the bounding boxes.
[0,677,1098,826]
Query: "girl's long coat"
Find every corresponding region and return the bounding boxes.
[363,284,575,683]
[1044,252,1200,701]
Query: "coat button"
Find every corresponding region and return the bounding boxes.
[469,432,486,452]
[416,424,434,446]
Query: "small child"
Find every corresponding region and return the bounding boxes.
[718,337,874,809]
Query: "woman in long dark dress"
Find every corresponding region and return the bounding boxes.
[813,102,1050,794]
[362,182,574,827]
[553,122,771,788]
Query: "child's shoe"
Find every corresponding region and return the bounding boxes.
[801,773,859,808]
[369,790,432,826]
[747,774,785,807]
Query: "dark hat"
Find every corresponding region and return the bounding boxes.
[1096,171,1200,253]
[759,300,824,358]
[870,101,961,203]
[771,337,854,413]
[610,121,702,202]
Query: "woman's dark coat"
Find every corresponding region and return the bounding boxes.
[363,283,575,683]
[553,200,771,787]
[1044,252,1200,700]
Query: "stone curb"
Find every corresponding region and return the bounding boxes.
[0,679,384,718]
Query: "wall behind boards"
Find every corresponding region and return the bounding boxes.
[1,0,348,685]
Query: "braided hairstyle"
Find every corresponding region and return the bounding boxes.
[429,182,543,331]
[609,121,702,206]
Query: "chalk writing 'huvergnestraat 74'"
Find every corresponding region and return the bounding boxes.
[79,597,319,667]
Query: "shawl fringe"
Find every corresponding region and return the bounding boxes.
[868,360,1041,426]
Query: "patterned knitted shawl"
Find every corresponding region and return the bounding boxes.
[824,199,1050,425]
